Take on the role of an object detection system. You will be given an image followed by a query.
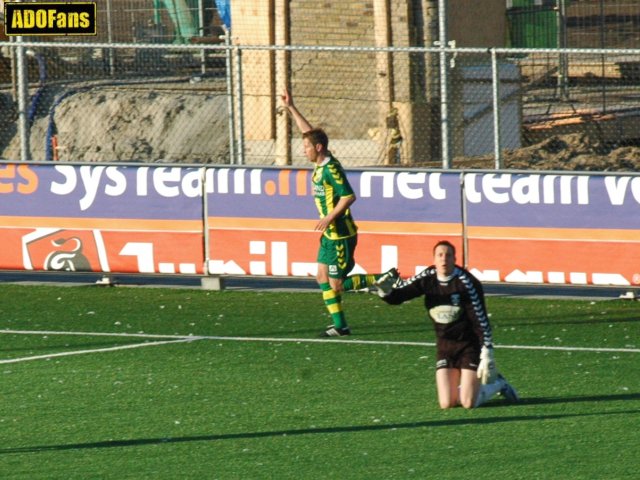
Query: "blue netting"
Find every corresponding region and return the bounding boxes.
[214,0,230,29]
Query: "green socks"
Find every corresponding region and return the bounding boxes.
[320,282,347,329]
[319,275,381,329]
[342,274,378,291]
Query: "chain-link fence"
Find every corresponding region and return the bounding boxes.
[507,0,640,50]
[51,0,224,44]
[1,39,640,168]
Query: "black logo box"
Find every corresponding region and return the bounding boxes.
[4,2,97,36]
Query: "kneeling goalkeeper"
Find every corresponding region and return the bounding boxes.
[376,240,519,409]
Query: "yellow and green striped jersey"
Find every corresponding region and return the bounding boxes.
[312,156,358,240]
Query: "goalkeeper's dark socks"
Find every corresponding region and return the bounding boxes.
[320,282,347,329]
[342,274,378,291]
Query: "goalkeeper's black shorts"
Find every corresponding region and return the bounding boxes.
[435,339,480,371]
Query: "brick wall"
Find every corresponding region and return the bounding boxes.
[287,0,444,160]
[289,1,378,139]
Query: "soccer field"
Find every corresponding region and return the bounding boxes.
[0,284,638,479]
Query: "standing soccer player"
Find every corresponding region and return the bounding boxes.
[280,89,398,337]
[376,240,519,408]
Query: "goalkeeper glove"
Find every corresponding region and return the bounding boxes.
[477,346,497,384]
[374,268,400,298]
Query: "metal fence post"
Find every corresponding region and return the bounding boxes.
[198,0,206,74]
[491,48,502,169]
[438,0,451,169]
[224,31,236,165]
[234,46,245,165]
[105,0,115,75]
[15,37,31,161]
[556,0,569,101]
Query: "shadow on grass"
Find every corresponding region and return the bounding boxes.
[496,315,640,328]
[515,392,640,406]
[2,405,638,455]
[239,322,430,339]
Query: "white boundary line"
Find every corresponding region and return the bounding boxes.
[0,336,200,365]
[1,329,639,354]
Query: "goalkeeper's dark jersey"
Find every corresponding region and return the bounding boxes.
[382,266,493,348]
[312,156,357,240]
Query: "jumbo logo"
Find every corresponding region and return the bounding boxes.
[4,2,96,36]
[21,229,109,272]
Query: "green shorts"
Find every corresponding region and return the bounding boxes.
[317,235,357,279]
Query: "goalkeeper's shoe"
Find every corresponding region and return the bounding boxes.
[323,326,351,337]
[374,268,400,294]
[498,374,520,403]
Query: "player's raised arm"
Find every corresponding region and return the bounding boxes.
[280,89,313,134]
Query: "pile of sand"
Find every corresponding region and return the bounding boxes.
[1,85,230,164]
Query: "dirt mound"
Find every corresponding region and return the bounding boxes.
[1,85,230,164]
[455,133,640,172]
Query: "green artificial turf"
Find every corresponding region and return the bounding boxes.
[0,284,638,479]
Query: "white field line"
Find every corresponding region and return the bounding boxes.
[1,329,639,354]
[0,336,201,365]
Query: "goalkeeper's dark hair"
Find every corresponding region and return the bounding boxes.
[433,240,456,255]
[302,128,329,151]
